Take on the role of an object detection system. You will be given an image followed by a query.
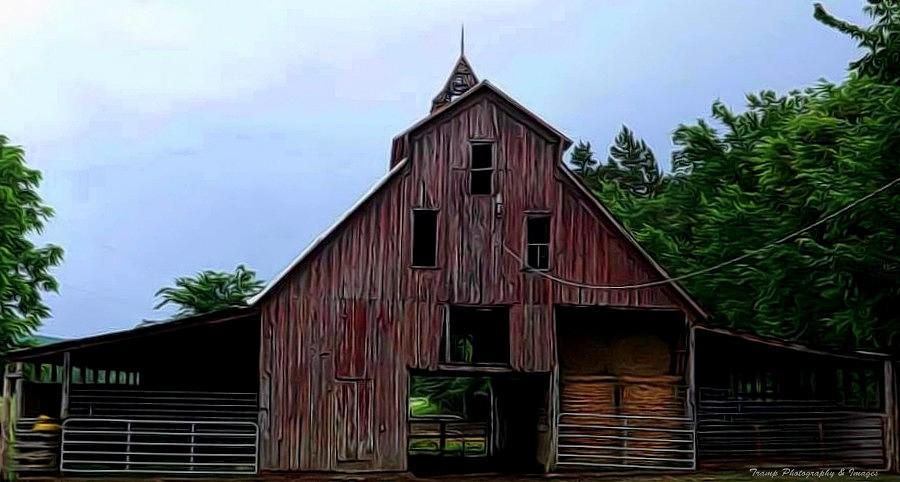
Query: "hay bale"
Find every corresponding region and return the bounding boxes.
[560,378,622,465]
[559,335,610,375]
[620,380,683,416]
[609,334,671,377]
[561,378,616,414]
[620,379,687,465]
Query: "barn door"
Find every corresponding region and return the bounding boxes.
[335,300,371,379]
[334,380,374,462]
[334,300,375,462]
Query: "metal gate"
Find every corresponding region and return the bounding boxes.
[61,418,258,475]
[697,390,888,468]
[556,412,696,470]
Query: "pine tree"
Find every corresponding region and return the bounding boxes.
[595,158,624,184]
[607,125,661,197]
[569,141,597,176]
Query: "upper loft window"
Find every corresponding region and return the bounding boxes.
[469,142,493,195]
[443,306,509,365]
[525,215,551,270]
[412,209,438,267]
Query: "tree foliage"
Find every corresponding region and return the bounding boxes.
[0,136,63,353]
[607,125,662,197]
[569,141,598,175]
[154,264,264,317]
[814,1,900,84]
[581,1,900,352]
[570,126,662,196]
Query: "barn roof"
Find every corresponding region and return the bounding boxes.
[396,80,573,150]
[430,54,479,113]
[249,79,703,319]
[3,307,258,362]
[247,157,408,304]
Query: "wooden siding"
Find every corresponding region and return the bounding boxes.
[259,90,695,471]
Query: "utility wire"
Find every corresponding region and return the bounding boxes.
[501,175,900,290]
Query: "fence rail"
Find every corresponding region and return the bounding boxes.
[697,392,887,469]
[556,412,696,471]
[60,418,258,475]
[408,418,490,457]
[69,389,258,421]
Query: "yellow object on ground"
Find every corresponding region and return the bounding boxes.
[31,415,60,432]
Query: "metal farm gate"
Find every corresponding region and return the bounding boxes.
[555,377,696,471]
[59,388,259,476]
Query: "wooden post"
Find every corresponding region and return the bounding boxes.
[1,364,12,479]
[1,362,23,480]
[546,363,560,473]
[885,360,898,472]
[60,352,71,420]
[13,363,23,425]
[686,322,698,470]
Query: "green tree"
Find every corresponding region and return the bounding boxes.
[594,2,900,351]
[569,141,598,176]
[154,264,264,317]
[0,135,63,353]
[607,125,661,197]
[814,1,900,84]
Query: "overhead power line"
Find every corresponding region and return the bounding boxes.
[501,176,900,290]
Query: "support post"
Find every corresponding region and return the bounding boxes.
[1,364,12,479]
[885,360,898,472]
[545,363,560,473]
[686,321,698,470]
[1,362,23,480]
[60,352,71,420]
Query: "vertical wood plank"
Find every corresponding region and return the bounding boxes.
[884,360,898,472]
[60,352,71,419]
[0,363,14,480]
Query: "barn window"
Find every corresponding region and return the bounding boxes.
[469,142,493,195]
[412,209,438,267]
[443,306,509,365]
[525,215,551,270]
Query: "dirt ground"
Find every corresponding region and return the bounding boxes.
[20,471,900,482]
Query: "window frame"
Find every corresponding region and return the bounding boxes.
[524,212,552,271]
[410,208,439,269]
[468,140,495,196]
[442,305,511,367]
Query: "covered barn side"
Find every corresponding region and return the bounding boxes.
[1,309,261,478]
[694,327,899,471]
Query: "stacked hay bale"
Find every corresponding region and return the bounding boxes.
[610,335,685,467]
[558,329,689,468]
[560,376,620,463]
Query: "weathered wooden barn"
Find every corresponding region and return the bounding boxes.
[2,53,898,478]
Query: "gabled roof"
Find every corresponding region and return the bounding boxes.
[397,80,573,150]
[431,54,479,113]
[4,307,258,362]
[556,163,707,319]
[250,79,704,318]
[252,80,577,305]
[247,158,409,304]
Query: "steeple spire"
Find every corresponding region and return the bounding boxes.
[460,24,465,56]
[430,28,479,113]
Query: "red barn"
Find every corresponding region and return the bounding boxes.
[252,53,705,472]
[2,53,896,479]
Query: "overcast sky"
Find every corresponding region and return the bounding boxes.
[1,1,868,338]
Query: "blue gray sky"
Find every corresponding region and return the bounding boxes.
[2,1,868,338]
